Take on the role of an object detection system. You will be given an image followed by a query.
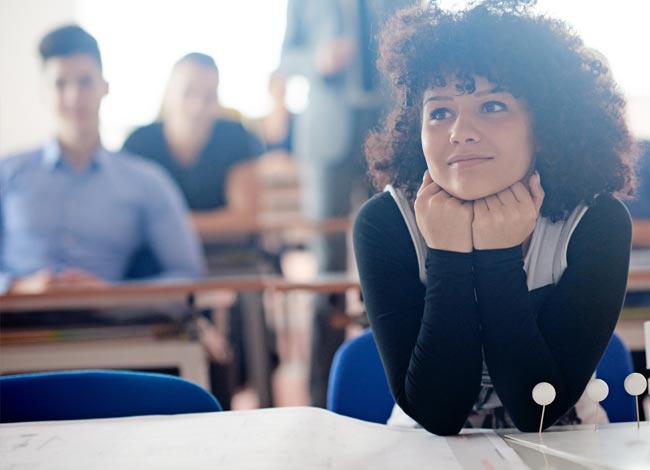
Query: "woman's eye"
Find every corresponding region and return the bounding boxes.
[482,101,507,113]
[429,108,451,121]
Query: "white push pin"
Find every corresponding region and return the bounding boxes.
[586,379,609,431]
[532,382,556,433]
[624,373,648,429]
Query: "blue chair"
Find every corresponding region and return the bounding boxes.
[0,369,221,423]
[327,329,636,424]
[327,329,394,423]
[596,332,636,422]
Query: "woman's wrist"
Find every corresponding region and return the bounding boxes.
[426,248,473,275]
[472,245,523,270]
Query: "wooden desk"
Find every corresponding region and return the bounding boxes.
[616,270,650,350]
[627,269,650,292]
[0,274,361,313]
[1,407,645,470]
[2,271,646,405]
[0,274,361,407]
[198,216,351,240]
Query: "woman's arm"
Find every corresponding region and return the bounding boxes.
[474,195,631,431]
[190,160,260,237]
[354,193,482,435]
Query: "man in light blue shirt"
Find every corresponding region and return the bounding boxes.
[0,24,204,294]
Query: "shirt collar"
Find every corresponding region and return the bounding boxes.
[42,138,108,172]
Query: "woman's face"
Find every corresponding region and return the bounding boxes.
[421,76,534,201]
[165,61,219,129]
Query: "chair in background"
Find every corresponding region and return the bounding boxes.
[327,329,637,425]
[0,369,221,423]
[596,332,636,423]
[326,329,394,424]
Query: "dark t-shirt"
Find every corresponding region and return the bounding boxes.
[123,120,264,211]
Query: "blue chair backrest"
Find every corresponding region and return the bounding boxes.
[327,329,395,423]
[596,332,636,423]
[0,369,221,423]
[327,329,636,425]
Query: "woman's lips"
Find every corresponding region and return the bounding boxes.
[448,156,494,169]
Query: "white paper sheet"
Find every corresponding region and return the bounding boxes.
[0,407,529,470]
[505,421,650,470]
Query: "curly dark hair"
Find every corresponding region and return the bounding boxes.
[366,0,638,221]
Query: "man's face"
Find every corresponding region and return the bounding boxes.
[42,54,107,137]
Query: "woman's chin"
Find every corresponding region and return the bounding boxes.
[446,188,494,202]
[445,183,516,201]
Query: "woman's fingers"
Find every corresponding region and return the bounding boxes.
[483,195,501,210]
[510,182,534,208]
[416,169,432,192]
[417,170,443,198]
[529,172,545,212]
[497,187,518,206]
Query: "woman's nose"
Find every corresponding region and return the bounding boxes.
[450,113,481,144]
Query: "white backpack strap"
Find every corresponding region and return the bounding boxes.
[384,185,427,284]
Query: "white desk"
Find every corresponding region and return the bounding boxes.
[2,407,647,470]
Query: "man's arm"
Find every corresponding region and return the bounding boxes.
[141,167,206,280]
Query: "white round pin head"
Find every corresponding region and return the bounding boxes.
[624,373,648,396]
[586,379,609,402]
[532,382,556,406]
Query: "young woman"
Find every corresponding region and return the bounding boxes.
[353,0,638,435]
[122,53,267,410]
[123,52,264,236]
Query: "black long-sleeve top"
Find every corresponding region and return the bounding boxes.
[353,192,631,435]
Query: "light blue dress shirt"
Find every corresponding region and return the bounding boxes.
[0,140,205,293]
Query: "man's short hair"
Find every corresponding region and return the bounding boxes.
[38,24,102,70]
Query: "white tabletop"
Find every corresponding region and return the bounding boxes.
[3,406,645,470]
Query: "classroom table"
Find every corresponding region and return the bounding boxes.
[627,269,650,293]
[619,269,650,352]
[1,271,648,406]
[1,407,647,470]
[0,274,360,312]
[0,274,362,407]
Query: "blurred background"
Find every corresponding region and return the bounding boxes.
[1,0,649,155]
[1,0,649,415]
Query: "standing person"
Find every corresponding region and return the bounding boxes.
[0,25,203,297]
[354,0,637,434]
[279,0,416,407]
[625,140,650,308]
[122,53,267,409]
[258,71,295,154]
[627,141,650,250]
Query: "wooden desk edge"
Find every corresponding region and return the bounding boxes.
[0,275,361,312]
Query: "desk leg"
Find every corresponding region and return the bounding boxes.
[240,291,274,408]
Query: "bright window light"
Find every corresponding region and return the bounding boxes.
[77,0,289,148]
[78,0,649,148]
